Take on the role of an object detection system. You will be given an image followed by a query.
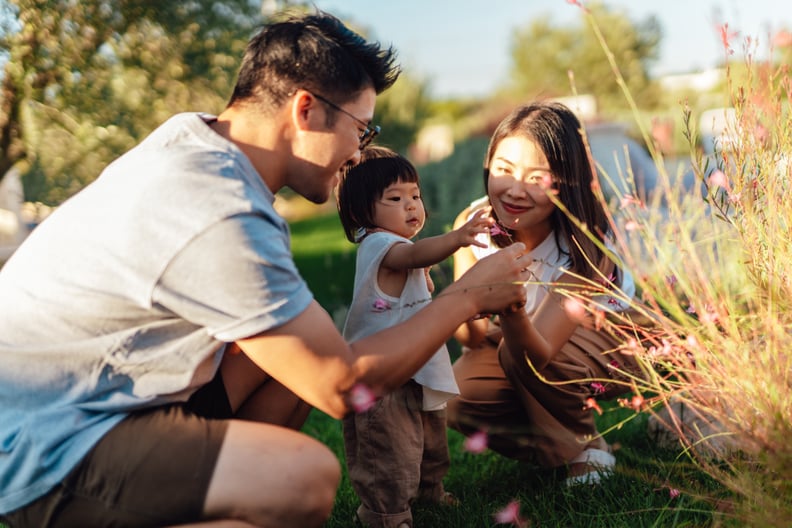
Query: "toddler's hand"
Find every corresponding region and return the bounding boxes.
[456,207,494,248]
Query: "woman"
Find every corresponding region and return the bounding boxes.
[448,101,644,486]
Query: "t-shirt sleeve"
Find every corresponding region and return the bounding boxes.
[152,213,314,341]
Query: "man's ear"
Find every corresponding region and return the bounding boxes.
[291,90,316,132]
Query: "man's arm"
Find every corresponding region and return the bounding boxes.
[236,243,530,418]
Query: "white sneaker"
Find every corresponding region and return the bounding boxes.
[564,447,616,487]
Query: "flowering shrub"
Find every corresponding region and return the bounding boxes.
[566,4,792,526]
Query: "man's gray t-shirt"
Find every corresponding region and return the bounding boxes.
[0,113,313,513]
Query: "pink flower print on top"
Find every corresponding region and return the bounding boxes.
[372,298,391,312]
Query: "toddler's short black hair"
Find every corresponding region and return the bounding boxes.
[336,146,421,243]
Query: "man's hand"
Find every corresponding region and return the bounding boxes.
[442,243,529,316]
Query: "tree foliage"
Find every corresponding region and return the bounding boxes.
[371,72,433,156]
[0,0,263,204]
[508,2,662,114]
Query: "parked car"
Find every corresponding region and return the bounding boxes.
[586,123,700,206]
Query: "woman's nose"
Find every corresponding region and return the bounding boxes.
[507,178,529,198]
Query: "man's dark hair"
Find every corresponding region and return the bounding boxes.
[229,10,400,110]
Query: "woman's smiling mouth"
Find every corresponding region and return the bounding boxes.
[500,201,529,215]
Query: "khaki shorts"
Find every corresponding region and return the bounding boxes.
[1,372,231,528]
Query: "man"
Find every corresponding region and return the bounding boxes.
[0,11,530,527]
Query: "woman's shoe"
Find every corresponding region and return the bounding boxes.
[564,447,616,487]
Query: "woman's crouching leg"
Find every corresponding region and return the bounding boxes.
[448,344,538,463]
[497,326,630,467]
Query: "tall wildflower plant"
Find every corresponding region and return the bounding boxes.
[557,2,792,525]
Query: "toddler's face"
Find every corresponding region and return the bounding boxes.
[373,180,425,239]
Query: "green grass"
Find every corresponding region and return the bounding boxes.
[303,407,723,527]
[289,211,357,326]
[290,211,729,528]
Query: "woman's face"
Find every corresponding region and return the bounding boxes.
[487,135,556,245]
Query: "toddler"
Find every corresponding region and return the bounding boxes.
[336,145,492,528]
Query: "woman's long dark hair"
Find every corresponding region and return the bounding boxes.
[484,101,611,280]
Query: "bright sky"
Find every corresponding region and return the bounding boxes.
[313,0,792,98]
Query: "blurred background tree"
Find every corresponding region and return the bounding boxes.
[0,0,435,206]
[3,1,777,209]
[506,2,661,115]
[0,0,264,204]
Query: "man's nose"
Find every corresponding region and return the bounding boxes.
[348,149,362,167]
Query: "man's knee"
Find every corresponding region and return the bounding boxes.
[261,441,340,525]
[207,423,341,526]
[286,449,341,526]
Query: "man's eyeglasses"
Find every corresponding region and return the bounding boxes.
[308,91,380,150]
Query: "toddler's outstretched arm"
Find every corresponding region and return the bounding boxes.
[381,208,494,271]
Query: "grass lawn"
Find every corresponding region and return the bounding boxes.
[291,212,727,528]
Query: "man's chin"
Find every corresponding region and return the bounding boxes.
[306,195,328,205]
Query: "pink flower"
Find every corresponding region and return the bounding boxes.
[624,220,639,232]
[648,338,673,359]
[539,173,558,195]
[563,298,588,324]
[593,309,605,331]
[585,397,603,415]
[565,0,589,13]
[372,298,391,312]
[656,485,681,499]
[620,195,644,209]
[708,169,730,190]
[719,23,738,55]
[590,382,606,394]
[349,383,377,413]
[489,223,509,237]
[621,338,640,356]
[773,29,792,48]
[493,500,526,526]
[463,430,489,454]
